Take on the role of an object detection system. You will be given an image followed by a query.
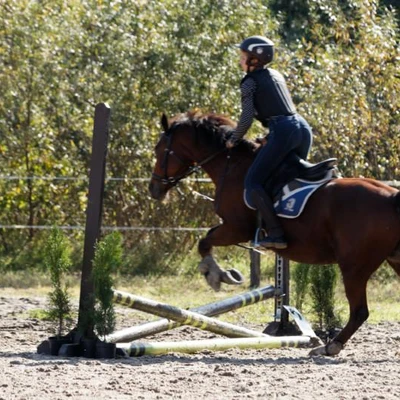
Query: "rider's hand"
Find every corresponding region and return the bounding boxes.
[226,138,237,149]
[255,136,267,146]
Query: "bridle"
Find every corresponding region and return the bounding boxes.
[151,130,226,187]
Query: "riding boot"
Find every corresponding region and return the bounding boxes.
[250,188,287,249]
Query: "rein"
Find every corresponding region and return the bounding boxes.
[151,129,227,187]
[151,149,226,186]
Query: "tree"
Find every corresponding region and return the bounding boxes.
[0,1,398,273]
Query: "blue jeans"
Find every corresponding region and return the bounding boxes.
[244,114,313,209]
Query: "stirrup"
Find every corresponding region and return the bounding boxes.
[259,236,288,250]
[251,227,267,249]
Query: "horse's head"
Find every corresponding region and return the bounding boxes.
[149,113,197,200]
[149,110,254,200]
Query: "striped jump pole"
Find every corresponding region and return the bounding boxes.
[107,285,277,343]
[112,290,270,339]
[117,335,311,357]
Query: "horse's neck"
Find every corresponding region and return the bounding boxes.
[197,150,229,185]
[201,150,250,187]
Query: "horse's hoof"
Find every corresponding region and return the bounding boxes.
[309,345,328,356]
[221,269,245,285]
[198,257,222,291]
[309,340,343,357]
[197,255,214,275]
[204,269,222,292]
[198,262,209,275]
[325,340,343,355]
[207,275,221,292]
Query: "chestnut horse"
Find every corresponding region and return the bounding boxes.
[149,110,400,356]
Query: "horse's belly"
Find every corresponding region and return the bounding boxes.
[281,242,336,265]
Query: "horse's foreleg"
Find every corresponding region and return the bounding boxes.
[198,223,253,291]
[310,269,370,357]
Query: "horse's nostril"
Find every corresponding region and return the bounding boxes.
[148,180,165,200]
[149,182,158,199]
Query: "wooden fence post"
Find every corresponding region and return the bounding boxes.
[77,103,111,337]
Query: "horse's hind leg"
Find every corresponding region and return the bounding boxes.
[310,263,374,356]
[315,249,400,356]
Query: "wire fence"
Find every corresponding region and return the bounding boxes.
[1,175,398,186]
[1,175,399,232]
[0,224,208,232]
[0,176,211,182]
[0,175,213,232]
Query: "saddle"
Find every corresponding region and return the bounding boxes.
[244,151,340,218]
[267,152,339,198]
[267,152,340,219]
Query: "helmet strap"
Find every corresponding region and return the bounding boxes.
[246,57,259,72]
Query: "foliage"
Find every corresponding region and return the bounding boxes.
[371,260,399,284]
[0,1,398,273]
[44,227,73,337]
[309,264,341,330]
[293,262,342,330]
[92,232,123,337]
[28,308,54,321]
[292,262,311,311]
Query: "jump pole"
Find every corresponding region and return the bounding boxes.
[112,290,270,338]
[117,335,311,357]
[107,285,277,343]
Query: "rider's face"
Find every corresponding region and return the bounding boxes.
[239,51,248,72]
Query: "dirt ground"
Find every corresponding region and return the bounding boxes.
[1,294,400,400]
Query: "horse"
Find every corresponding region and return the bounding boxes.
[149,110,400,356]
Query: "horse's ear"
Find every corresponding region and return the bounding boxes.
[161,113,169,132]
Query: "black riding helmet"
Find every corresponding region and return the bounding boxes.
[237,36,274,66]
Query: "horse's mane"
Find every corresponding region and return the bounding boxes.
[169,110,257,154]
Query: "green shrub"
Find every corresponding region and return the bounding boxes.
[292,263,311,311]
[44,227,73,337]
[92,232,123,337]
[310,265,341,330]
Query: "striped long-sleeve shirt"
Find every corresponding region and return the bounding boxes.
[231,77,257,142]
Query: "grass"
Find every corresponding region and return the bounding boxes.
[117,275,277,327]
[1,268,400,329]
[0,270,81,297]
[336,278,400,324]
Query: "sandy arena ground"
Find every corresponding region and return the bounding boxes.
[1,294,400,400]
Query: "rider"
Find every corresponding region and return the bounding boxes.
[226,36,313,249]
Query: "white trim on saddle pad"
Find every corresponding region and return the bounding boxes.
[274,182,323,219]
[244,170,337,216]
[243,189,256,210]
[274,171,336,219]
